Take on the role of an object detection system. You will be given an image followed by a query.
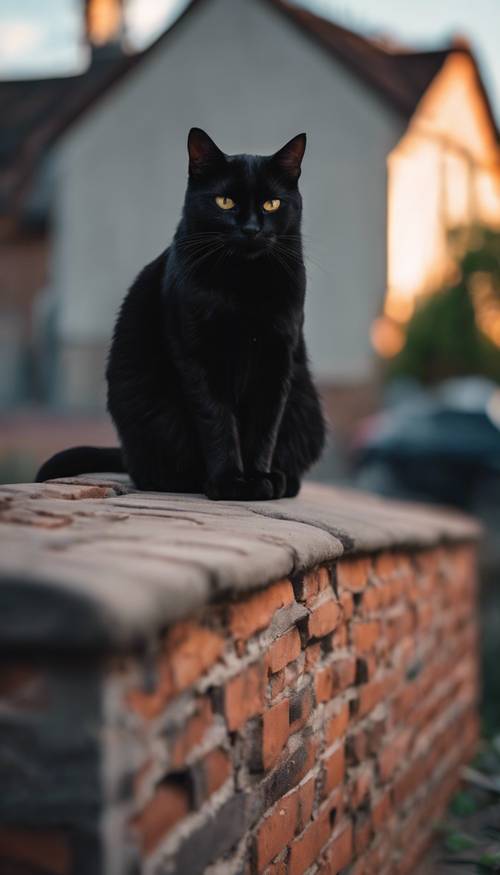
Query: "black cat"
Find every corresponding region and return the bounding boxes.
[37,129,325,500]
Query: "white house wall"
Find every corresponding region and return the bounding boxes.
[53,0,404,397]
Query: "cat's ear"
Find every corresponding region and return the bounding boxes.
[187,128,225,176]
[271,133,306,181]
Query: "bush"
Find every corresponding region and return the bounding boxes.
[388,227,500,385]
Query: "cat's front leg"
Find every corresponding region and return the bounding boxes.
[194,403,276,500]
[177,355,275,501]
[242,345,291,498]
[243,371,292,499]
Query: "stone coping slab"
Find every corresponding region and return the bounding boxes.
[0,475,480,650]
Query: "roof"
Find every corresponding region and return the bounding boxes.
[0,0,496,220]
[0,475,479,648]
[0,54,137,219]
[270,0,452,118]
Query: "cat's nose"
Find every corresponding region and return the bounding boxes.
[242,223,260,238]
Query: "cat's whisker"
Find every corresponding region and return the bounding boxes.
[274,242,329,277]
[279,234,332,263]
[269,249,298,283]
[180,242,226,280]
[273,243,323,280]
[176,236,223,251]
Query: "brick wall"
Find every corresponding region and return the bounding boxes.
[0,472,480,875]
[94,544,479,875]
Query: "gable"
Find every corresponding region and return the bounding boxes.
[410,51,499,166]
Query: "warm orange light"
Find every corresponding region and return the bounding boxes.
[470,270,500,346]
[384,290,414,324]
[370,316,405,358]
[86,0,121,46]
[384,50,500,336]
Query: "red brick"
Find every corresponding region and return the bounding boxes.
[374,552,402,578]
[131,781,190,854]
[262,699,290,770]
[323,744,345,795]
[308,600,342,639]
[372,789,393,830]
[168,621,225,690]
[264,861,287,875]
[225,663,266,731]
[256,790,299,871]
[376,552,414,584]
[229,579,294,645]
[331,623,348,648]
[359,585,380,613]
[378,729,412,783]
[393,759,423,807]
[392,683,419,723]
[127,657,175,721]
[339,590,354,620]
[318,821,353,875]
[325,703,349,746]
[350,836,395,875]
[386,609,415,646]
[302,566,331,604]
[356,654,377,684]
[352,621,380,654]
[288,815,330,875]
[294,734,321,786]
[305,642,321,670]
[356,673,397,718]
[416,601,434,629]
[266,627,302,674]
[203,747,232,796]
[366,712,390,755]
[350,764,372,808]
[395,830,432,875]
[289,684,313,735]
[337,557,371,592]
[270,669,286,699]
[315,657,356,703]
[353,812,373,856]
[285,654,305,689]
[0,828,71,875]
[298,776,316,829]
[347,727,369,766]
[171,697,213,767]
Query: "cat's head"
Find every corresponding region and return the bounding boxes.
[183,128,306,259]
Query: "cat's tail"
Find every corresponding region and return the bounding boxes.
[36,447,125,483]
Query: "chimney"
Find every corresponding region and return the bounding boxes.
[84,0,125,60]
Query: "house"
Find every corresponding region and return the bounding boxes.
[1,0,499,418]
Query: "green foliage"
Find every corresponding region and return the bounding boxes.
[387,226,500,385]
[478,852,500,872]
[450,791,479,817]
[444,831,477,853]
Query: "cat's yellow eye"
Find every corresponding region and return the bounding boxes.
[263,199,281,212]
[215,196,235,210]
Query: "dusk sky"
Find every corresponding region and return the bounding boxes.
[0,0,499,123]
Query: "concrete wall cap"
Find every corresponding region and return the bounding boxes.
[0,476,480,649]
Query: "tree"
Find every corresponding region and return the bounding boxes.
[388,227,500,385]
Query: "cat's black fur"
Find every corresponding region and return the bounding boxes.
[37,129,325,500]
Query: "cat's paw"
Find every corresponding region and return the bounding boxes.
[245,472,278,500]
[283,473,301,497]
[248,469,287,499]
[205,472,274,501]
